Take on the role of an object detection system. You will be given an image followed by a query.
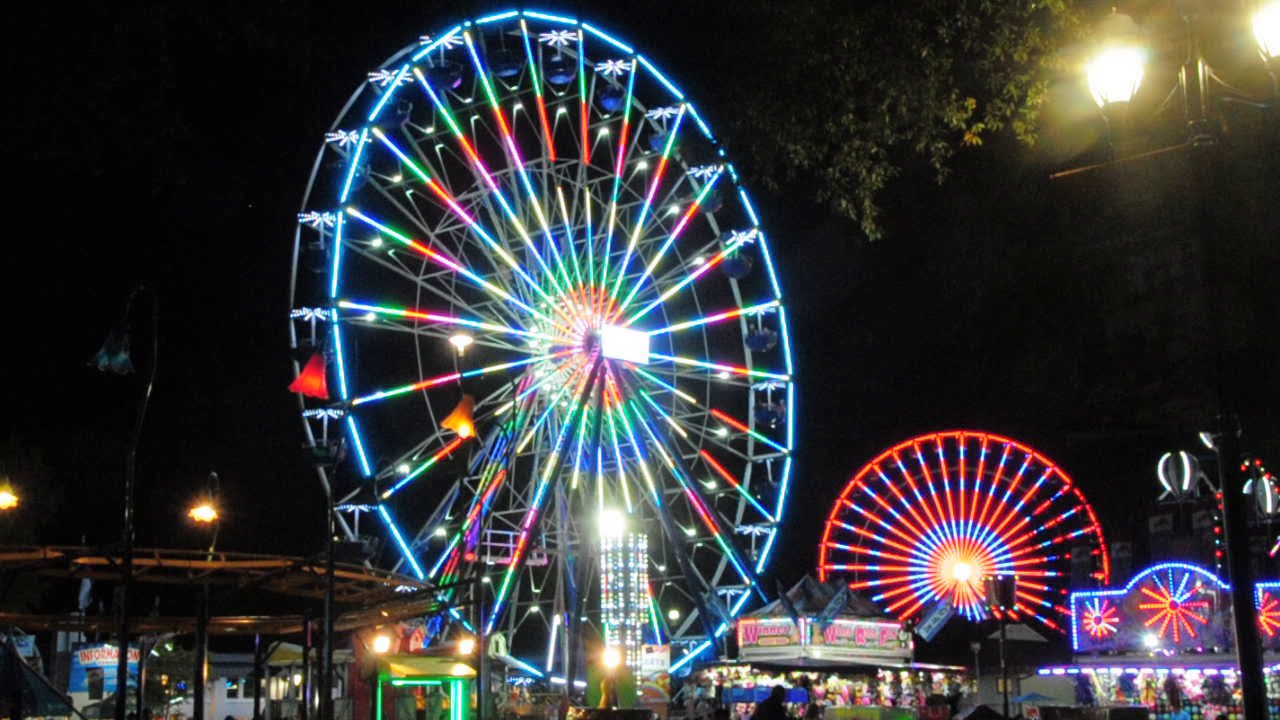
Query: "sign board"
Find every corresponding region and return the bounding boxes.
[916,601,954,642]
[69,643,140,699]
[809,619,912,659]
[737,618,802,661]
[637,644,671,719]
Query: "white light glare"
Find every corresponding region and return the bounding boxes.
[599,508,627,538]
[1255,2,1280,60]
[600,325,650,364]
[1086,46,1145,107]
[1142,633,1160,649]
[449,333,475,353]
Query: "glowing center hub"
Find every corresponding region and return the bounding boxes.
[599,325,650,364]
[951,561,974,583]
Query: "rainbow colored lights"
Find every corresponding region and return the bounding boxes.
[289,7,796,674]
[818,431,1109,632]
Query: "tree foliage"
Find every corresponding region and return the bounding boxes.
[723,0,1081,240]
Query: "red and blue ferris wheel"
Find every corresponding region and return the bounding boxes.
[817,430,1110,632]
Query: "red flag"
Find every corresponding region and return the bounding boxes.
[288,353,330,400]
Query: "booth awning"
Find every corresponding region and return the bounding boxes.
[380,654,476,679]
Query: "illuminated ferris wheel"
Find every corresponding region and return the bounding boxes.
[817,431,1109,632]
[287,9,795,675]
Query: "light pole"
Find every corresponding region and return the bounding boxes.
[91,286,158,720]
[1076,5,1279,719]
[188,472,221,720]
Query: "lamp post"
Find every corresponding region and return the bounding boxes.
[91,286,158,720]
[188,472,221,720]
[1076,5,1279,719]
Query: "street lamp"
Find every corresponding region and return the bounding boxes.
[187,502,219,524]
[0,480,17,511]
[91,285,158,720]
[1086,46,1146,107]
[1074,6,1277,719]
[1254,2,1280,61]
[188,472,220,720]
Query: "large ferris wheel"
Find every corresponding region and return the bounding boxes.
[287,9,795,674]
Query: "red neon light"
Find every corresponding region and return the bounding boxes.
[816,430,1109,631]
[1137,576,1211,642]
[1258,590,1280,637]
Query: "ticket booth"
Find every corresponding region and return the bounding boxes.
[375,656,476,720]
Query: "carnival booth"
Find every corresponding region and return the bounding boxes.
[690,577,965,720]
[1035,562,1280,720]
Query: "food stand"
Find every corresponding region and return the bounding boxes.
[686,578,966,720]
[1035,563,1280,720]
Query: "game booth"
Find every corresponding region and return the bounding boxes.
[1034,562,1280,720]
[686,578,966,720]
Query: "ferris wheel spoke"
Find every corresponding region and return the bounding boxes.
[367,129,573,322]
[619,382,761,593]
[620,223,754,327]
[646,353,788,382]
[461,33,570,297]
[613,169,723,319]
[411,68,572,299]
[519,19,557,163]
[433,80,574,301]
[336,299,569,345]
[595,59,639,306]
[349,350,573,407]
[646,300,780,337]
[487,357,604,634]
[607,106,685,305]
[344,206,570,333]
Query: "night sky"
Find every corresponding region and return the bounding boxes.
[5,0,1279,627]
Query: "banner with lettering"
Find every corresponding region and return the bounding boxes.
[68,643,140,697]
[808,619,912,659]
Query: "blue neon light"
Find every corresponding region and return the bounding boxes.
[367,66,409,122]
[411,26,463,61]
[332,322,349,399]
[636,55,683,100]
[581,21,633,54]
[346,415,373,477]
[339,128,370,203]
[328,211,344,299]
[522,10,577,24]
[378,503,426,579]
[476,10,518,24]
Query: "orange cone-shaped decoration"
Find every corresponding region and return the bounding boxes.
[441,394,476,439]
[288,353,330,400]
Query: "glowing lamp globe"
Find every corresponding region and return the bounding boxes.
[0,487,17,511]
[372,633,393,654]
[601,646,623,670]
[448,333,474,354]
[188,502,219,524]
[1255,2,1280,60]
[457,636,476,655]
[1086,46,1145,107]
